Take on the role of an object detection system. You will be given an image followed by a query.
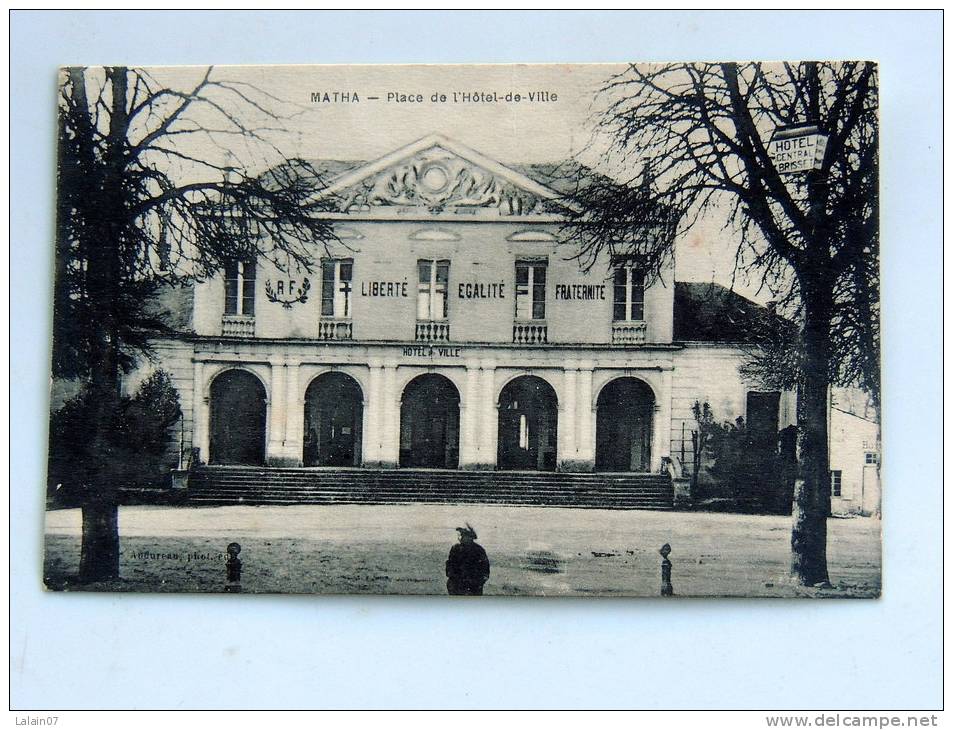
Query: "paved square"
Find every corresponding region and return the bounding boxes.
[44,504,881,597]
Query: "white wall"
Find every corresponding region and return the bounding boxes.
[669,344,756,469]
[192,220,676,345]
[830,407,881,515]
[668,343,802,478]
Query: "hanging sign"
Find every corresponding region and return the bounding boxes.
[768,125,828,174]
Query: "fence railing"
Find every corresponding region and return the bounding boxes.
[415,320,451,343]
[611,321,647,345]
[221,315,255,338]
[318,318,353,340]
[512,321,548,345]
[224,314,652,347]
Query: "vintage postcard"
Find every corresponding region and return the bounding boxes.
[45,62,880,597]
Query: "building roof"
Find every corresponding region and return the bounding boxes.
[673,281,773,343]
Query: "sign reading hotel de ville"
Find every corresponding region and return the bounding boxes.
[46,62,880,599]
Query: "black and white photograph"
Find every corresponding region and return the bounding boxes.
[43,61,882,598]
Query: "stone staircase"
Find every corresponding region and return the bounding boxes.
[188,467,675,510]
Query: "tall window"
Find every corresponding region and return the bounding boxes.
[830,470,842,497]
[613,261,645,321]
[225,260,256,316]
[515,260,547,320]
[321,259,353,317]
[417,259,449,320]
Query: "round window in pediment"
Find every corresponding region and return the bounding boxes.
[420,163,450,194]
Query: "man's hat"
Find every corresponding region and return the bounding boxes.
[456,523,477,539]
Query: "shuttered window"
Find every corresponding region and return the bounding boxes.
[225,260,256,316]
[613,263,644,321]
[417,259,450,320]
[321,259,353,317]
[515,260,547,320]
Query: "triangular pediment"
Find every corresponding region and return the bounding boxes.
[321,134,571,218]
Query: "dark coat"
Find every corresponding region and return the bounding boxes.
[445,541,490,595]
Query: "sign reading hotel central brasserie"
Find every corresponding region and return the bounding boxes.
[767,125,828,174]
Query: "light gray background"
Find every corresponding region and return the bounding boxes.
[10,10,942,709]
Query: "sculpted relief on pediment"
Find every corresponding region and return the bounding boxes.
[334,146,558,216]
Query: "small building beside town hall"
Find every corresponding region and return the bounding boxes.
[118,134,876,512]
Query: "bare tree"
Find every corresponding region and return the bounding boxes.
[54,66,338,582]
[562,62,878,586]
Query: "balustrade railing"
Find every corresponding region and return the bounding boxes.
[611,321,647,345]
[318,318,353,340]
[415,320,451,343]
[221,315,255,338]
[224,313,649,347]
[512,321,548,345]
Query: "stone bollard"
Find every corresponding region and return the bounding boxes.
[659,543,673,596]
[225,542,242,593]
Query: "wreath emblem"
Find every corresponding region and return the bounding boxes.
[265,277,311,309]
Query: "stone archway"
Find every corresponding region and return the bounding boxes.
[303,372,364,467]
[208,369,267,465]
[595,377,655,472]
[497,375,558,471]
[399,374,460,469]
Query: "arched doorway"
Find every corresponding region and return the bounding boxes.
[497,376,558,471]
[399,374,460,469]
[208,369,267,465]
[595,377,654,472]
[303,372,363,467]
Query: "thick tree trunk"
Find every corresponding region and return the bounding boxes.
[75,67,129,584]
[79,498,120,582]
[77,377,122,583]
[790,287,833,586]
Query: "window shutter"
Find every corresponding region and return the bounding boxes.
[532,264,546,320]
[631,269,645,321]
[321,260,335,316]
[241,261,256,316]
[224,260,239,315]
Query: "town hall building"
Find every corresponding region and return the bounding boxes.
[132,134,817,508]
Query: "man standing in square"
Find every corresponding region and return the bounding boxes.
[446,524,490,596]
